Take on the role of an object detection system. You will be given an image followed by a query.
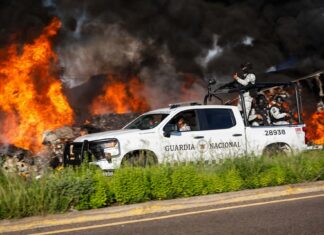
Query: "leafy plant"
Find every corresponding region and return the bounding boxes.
[0,151,323,219]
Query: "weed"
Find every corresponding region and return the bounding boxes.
[0,151,323,219]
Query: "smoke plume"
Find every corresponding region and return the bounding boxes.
[1,0,324,112]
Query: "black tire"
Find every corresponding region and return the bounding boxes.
[262,143,292,157]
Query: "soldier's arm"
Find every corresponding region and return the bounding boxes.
[248,108,257,121]
[270,107,288,119]
[236,74,256,86]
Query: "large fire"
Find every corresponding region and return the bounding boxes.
[90,75,149,115]
[305,110,324,145]
[0,16,323,155]
[0,18,74,152]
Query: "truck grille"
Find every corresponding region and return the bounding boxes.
[63,141,106,166]
[63,142,83,166]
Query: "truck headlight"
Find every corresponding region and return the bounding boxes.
[100,139,120,158]
[101,139,118,149]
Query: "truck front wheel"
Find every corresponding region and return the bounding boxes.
[121,150,158,167]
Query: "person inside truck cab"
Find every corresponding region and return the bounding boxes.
[177,116,191,131]
[142,116,156,129]
[269,95,291,125]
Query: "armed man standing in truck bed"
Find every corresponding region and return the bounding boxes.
[233,62,256,117]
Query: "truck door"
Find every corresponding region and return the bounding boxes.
[197,108,246,160]
[160,109,207,163]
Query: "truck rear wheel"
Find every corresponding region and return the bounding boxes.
[262,143,292,157]
[121,150,157,167]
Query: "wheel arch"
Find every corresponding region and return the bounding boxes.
[262,142,292,156]
[122,149,159,164]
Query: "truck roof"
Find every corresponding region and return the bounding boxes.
[143,104,237,115]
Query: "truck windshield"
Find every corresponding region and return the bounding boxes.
[124,113,169,130]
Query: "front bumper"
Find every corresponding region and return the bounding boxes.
[90,159,116,171]
[63,140,121,170]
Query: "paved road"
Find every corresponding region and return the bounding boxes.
[14,193,324,235]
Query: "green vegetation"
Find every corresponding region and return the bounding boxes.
[0,151,323,219]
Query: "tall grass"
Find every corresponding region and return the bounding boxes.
[0,151,323,219]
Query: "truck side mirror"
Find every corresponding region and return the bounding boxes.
[163,124,178,137]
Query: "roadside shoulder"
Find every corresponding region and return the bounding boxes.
[1,181,323,233]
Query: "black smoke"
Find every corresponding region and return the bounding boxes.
[1,0,324,110]
[47,0,324,75]
[0,0,52,47]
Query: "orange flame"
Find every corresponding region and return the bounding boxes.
[90,75,149,114]
[0,18,74,152]
[305,110,324,144]
[179,73,205,102]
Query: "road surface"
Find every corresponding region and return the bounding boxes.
[8,192,324,235]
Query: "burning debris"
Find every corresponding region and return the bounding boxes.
[43,126,84,155]
[82,112,140,132]
[0,112,140,174]
[90,75,149,115]
[305,109,324,145]
[0,17,74,153]
[296,72,324,145]
[0,144,35,177]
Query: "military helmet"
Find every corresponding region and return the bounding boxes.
[256,94,267,107]
[241,62,253,72]
[274,95,285,103]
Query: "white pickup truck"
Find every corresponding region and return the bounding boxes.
[64,102,307,171]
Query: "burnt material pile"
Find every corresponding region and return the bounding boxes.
[81,113,139,133]
[0,144,35,177]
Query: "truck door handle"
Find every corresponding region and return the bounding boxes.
[194,136,204,139]
[233,134,242,137]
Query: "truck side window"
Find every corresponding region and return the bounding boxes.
[124,113,169,130]
[200,109,236,130]
[166,110,198,131]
